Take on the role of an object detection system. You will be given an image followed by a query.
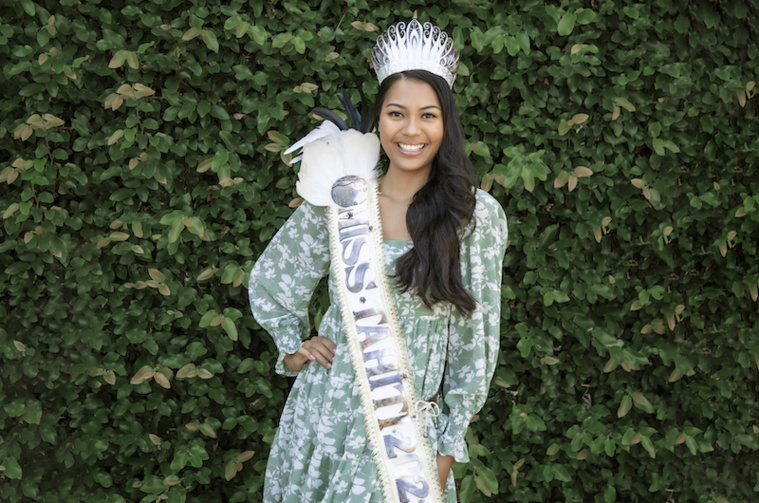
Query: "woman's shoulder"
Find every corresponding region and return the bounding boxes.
[473,188,507,225]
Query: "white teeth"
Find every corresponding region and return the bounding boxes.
[398,143,424,152]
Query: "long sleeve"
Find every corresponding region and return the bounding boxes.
[437,190,508,462]
[248,202,331,376]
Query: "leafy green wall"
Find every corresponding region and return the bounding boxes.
[1,0,758,502]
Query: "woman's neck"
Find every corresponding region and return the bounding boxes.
[378,167,429,203]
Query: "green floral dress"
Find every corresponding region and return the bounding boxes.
[248,189,507,503]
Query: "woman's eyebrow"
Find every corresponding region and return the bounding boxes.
[384,103,441,110]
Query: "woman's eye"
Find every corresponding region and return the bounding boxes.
[422,113,437,119]
[388,111,402,118]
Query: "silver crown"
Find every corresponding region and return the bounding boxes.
[371,20,459,88]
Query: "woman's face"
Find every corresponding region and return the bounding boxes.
[377,78,444,178]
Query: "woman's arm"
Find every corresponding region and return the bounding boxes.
[248,202,331,375]
[437,191,508,462]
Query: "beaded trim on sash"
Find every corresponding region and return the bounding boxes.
[327,176,444,503]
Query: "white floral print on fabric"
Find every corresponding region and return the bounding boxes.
[249,189,507,502]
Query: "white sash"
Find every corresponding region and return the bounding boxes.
[327,176,444,503]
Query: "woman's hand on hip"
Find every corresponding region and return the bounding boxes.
[283,336,336,372]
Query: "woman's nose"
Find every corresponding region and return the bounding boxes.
[402,117,421,135]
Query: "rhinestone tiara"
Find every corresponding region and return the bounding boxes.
[371,19,460,88]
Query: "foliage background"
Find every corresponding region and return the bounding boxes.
[1,0,758,502]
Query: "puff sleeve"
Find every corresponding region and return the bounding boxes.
[248,202,331,376]
[436,190,508,462]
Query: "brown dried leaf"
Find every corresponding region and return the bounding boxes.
[574,166,593,177]
[26,114,44,128]
[571,44,585,54]
[133,83,155,97]
[554,171,570,188]
[148,268,165,282]
[572,113,589,125]
[603,359,618,373]
[593,227,602,243]
[576,449,588,460]
[196,267,216,281]
[630,300,642,311]
[130,365,154,385]
[116,83,133,95]
[567,175,578,191]
[668,368,684,383]
[611,105,620,121]
[176,364,198,379]
[631,178,646,189]
[104,370,116,385]
[153,372,171,389]
[196,158,213,173]
[237,450,255,463]
[738,91,746,108]
[149,434,161,445]
[21,126,34,141]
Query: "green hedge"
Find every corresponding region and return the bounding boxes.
[1,0,758,502]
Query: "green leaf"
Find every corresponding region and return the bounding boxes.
[474,466,498,496]
[553,464,571,482]
[225,460,238,480]
[125,51,139,70]
[22,400,42,424]
[20,0,35,16]
[250,25,267,45]
[292,35,306,54]
[222,317,238,341]
[2,457,22,479]
[557,11,577,36]
[652,138,665,156]
[168,220,184,243]
[202,30,219,53]
[521,168,535,192]
[160,210,184,226]
[199,310,219,327]
[517,31,530,54]
[640,436,656,458]
[198,423,217,438]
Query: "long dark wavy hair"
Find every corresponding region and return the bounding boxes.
[372,69,478,315]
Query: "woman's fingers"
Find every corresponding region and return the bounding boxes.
[301,337,336,369]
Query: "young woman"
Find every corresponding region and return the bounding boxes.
[249,20,508,503]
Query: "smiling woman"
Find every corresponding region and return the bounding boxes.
[248,19,509,503]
